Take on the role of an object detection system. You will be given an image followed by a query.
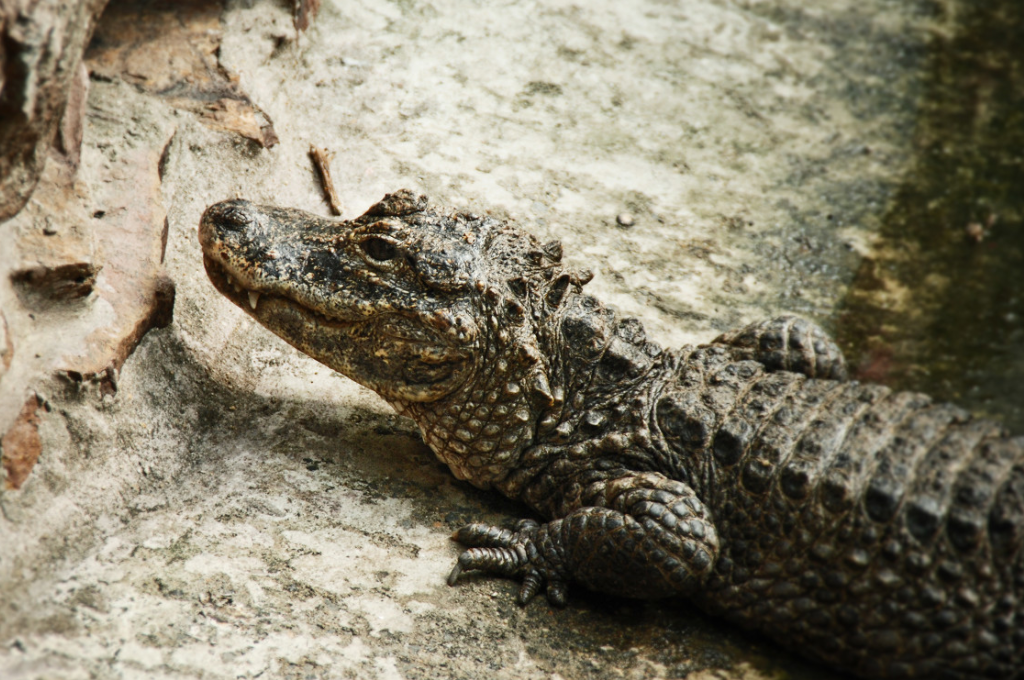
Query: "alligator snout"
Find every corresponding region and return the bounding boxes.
[199,199,258,244]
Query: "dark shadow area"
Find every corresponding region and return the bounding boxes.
[837,2,1024,432]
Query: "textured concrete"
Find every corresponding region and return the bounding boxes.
[1,0,944,678]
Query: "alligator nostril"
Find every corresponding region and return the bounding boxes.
[206,200,254,233]
[220,207,251,233]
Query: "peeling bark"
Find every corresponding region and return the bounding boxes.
[0,310,11,377]
[86,0,279,148]
[1,395,41,490]
[0,0,110,223]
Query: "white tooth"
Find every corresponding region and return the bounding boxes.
[248,291,260,310]
[232,279,241,293]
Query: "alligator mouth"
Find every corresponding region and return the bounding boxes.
[202,254,359,330]
[202,256,473,351]
[203,253,476,400]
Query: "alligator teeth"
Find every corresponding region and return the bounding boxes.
[232,279,242,293]
[248,291,260,310]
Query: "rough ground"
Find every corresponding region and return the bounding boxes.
[1,0,947,678]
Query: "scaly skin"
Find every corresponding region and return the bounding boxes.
[199,190,1024,679]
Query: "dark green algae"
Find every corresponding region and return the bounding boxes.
[837,2,1024,434]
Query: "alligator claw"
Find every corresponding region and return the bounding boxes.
[448,521,569,606]
[446,563,465,587]
[517,571,543,604]
[545,580,568,607]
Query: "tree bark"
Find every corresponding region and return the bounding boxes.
[0,0,110,223]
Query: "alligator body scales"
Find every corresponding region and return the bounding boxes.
[199,191,1024,679]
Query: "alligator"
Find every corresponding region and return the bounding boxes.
[199,190,1024,680]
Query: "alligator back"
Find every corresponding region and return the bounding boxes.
[655,346,1024,679]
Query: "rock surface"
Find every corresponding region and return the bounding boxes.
[0,1,952,678]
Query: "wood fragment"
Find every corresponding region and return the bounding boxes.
[0,0,110,222]
[2,396,43,491]
[293,0,321,32]
[309,145,343,216]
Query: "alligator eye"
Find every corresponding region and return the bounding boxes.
[361,237,398,262]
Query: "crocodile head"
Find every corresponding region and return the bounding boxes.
[199,190,498,402]
[199,190,586,486]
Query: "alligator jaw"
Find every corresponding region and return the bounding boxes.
[202,254,358,331]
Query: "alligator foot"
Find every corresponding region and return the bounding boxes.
[710,314,848,380]
[449,472,720,604]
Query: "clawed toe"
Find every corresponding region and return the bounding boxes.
[447,521,568,606]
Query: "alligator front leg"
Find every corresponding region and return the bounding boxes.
[710,314,848,380]
[448,471,719,604]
